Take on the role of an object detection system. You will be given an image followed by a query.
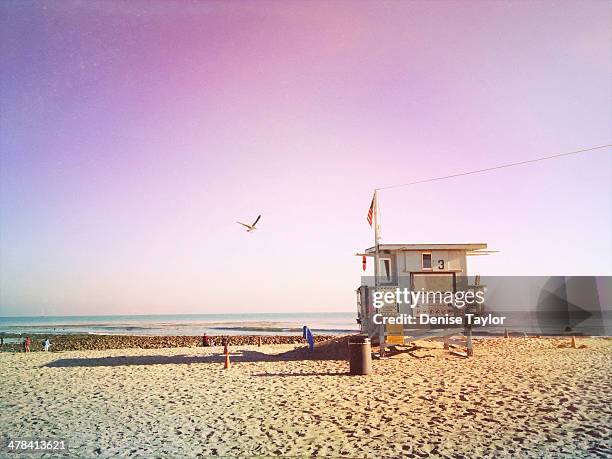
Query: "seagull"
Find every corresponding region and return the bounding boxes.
[237,215,261,232]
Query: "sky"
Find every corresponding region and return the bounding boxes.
[1,1,611,316]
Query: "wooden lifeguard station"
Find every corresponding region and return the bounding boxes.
[356,243,490,348]
[357,191,492,354]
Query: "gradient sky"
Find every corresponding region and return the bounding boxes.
[1,1,611,316]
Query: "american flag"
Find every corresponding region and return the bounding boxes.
[367,194,375,226]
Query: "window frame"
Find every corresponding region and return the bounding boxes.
[421,252,432,271]
[379,257,393,283]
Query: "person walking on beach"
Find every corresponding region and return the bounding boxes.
[24,336,32,352]
[0,336,3,346]
[43,338,51,352]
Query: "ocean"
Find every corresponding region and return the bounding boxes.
[0,312,359,337]
[1,310,608,340]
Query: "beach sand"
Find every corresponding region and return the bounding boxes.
[0,337,610,458]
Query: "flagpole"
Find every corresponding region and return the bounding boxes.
[373,189,384,353]
[373,189,380,288]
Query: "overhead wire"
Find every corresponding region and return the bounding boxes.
[376,144,611,191]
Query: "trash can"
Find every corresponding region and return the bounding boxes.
[348,335,372,375]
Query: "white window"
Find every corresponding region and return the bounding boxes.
[422,253,432,270]
[379,258,392,282]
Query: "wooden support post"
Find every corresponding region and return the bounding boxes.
[466,326,474,357]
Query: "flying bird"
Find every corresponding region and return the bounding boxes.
[237,215,261,232]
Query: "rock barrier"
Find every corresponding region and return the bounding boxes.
[0,334,341,352]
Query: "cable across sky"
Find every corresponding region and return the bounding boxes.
[376,144,612,191]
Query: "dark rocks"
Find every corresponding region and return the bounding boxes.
[1,334,340,352]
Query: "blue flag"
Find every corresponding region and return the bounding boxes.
[302,325,314,352]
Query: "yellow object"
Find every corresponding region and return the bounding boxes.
[386,323,404,345]
[387,335,404,345]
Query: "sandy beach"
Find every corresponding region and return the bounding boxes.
[1,337,610,458]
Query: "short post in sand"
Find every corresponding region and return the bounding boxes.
[465,325,474,357]
[504,328,509,338]
[571,336,577,349]
[258,336,262,347]
[443,336,450,350]
[223,338,230,369]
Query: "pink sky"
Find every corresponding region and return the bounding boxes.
[1,1,610,315]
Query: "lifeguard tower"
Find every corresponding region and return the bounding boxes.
[356,243,490,352]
